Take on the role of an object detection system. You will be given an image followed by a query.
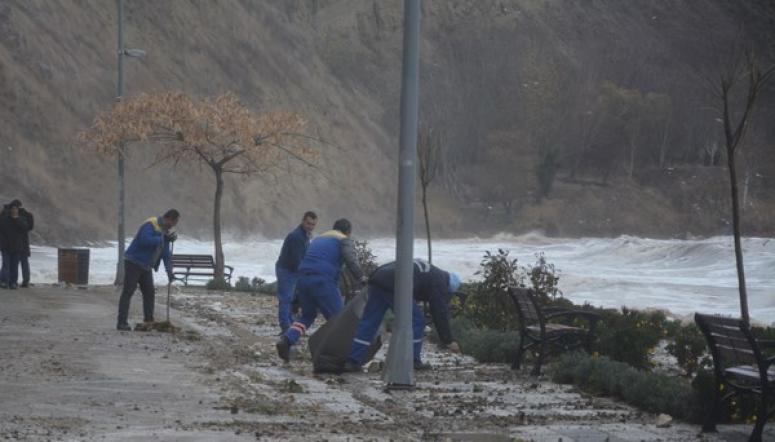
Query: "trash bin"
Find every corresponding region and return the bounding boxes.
[58,248,90,285]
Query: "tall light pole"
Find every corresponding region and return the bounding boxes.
[384,0,421,388]
[114,0,145,285]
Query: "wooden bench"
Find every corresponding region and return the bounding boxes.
[509,287,600,375]
[694,313,775,441]
[171,254,233,286]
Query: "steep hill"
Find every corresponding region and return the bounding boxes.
[1,0,773,243]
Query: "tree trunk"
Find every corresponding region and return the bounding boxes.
[658,120,671,170]
[727,152,749,322]
[421,184,432,264]
[213,168,225,280]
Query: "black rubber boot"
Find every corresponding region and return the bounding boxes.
[342,360,362,373]
[413,359,431,371]
[276,336,291,363]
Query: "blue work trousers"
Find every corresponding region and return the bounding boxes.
[275,265,299,332]
[347,285,425,365]
[284,274,343,345]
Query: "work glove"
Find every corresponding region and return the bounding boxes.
[165,231,178,243]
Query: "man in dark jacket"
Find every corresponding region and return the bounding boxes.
[0,200,31,289]
[11,200,34,287]
[343,259,462,372]
[275,211,317,333]
[0,204,7,288]
[276,218,366,362]
[116,209,179,331]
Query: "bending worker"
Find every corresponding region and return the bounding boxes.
[276,218,366,362]
[343,259,462,372]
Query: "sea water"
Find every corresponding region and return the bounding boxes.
[27,233,774,324]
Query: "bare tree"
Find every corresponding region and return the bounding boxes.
[709,53,774,322]
[417,124,441,264]
[80,92,315,280]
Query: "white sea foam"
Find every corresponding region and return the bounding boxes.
[26,234,775,324]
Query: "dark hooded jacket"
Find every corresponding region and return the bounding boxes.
[18,208,34,256]
[0,208,31,254]
[368,259,455,345]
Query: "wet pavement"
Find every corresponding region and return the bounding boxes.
[0,285,771,441]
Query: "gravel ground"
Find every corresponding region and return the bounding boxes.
[0,285,770,441]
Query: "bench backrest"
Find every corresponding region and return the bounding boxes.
[509,287,541,326]
[694,313,764,378]
[172,254,216,268]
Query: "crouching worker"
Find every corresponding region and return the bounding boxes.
[116,209,179,331]
[343,259,462,372]
[276,218,366,362]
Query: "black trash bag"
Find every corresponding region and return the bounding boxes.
[309,290,382,374]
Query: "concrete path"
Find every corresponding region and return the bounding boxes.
[0,285,771,441]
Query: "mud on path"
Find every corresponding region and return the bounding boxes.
[0,285,766,441]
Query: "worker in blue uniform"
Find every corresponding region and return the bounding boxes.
[276,218,366,362]
[343,259,462,372]
[117,209,179,331]
[275,211,318,333]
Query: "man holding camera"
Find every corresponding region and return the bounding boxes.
[116,209,180,331]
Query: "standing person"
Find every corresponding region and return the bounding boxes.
[116,209,179,331]
[0,204,7,288]
[343,259,462,372]
[0,201,31,290]
[11,200,34,288]
[275,211,318,333]
[276,218,366,362]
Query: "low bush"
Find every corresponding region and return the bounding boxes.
[206,277,231,291]
[551,352,700,422]
[591,307,667,370]
[451,317,521,364]
[462,250,561,331]
[340,240,379,302]
[665,322,709,376]
[258,280,277,295]
[234,276,267,294]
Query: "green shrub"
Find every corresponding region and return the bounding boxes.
[451,317,521,364]
[340,240,378,302]
[206,277,231,291]
[234,276,252,292]
[258,280,277,295]
[462,249,524,331]
[528,252,562,301]
[551,352,700,422]
[591,307,666,369]
[665,323,709,376]
[461,250,568,331]
[233,276,267,294]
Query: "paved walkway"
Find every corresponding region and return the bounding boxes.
[0,286,770,441]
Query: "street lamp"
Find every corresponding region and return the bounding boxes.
[114,0,145,285]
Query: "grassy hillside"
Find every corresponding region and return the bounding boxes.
[0,0,773,243]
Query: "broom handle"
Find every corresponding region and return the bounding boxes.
[167,240,174,322]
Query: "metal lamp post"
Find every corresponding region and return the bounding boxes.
[114,0,145,285]
[384,0,421,388]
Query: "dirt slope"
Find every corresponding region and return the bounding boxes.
[0,1,773,243]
